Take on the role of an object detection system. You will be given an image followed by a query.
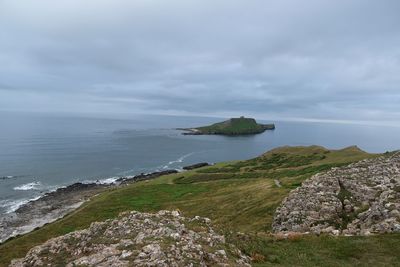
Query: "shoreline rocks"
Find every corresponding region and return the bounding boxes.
[10,210,251,267]
[0,168,185,244]
[0,183,110,244]
[117,170,178,185]
[273,152,400,235]
[182,163,210,170]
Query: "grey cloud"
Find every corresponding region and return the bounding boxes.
[0,0,400,124]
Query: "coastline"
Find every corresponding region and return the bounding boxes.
[0,164,209,244]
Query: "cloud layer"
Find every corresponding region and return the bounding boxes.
[1,0,400,123]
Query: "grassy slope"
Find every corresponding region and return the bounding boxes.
[197,117,273,135]
[1,146,399,266]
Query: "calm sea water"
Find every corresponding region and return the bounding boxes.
[1,111,400,215]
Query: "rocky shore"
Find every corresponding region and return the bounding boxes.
[10,210,251,267]
[0,182,109,244]
[273,152,400,235]
[0,165,209,244]
[182,163,210,170]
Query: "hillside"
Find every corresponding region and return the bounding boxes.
[179,117,275,135]
[2,146,400,266]
[273,151,400,235]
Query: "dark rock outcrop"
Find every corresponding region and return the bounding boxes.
[117,170,178,185]
[0,183,110,244]
[182,163,210,170]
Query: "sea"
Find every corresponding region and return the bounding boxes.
[1,111,400,216]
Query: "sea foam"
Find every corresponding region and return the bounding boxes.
[13,182,42,191]
[161,152,194,169]
[0,196,41,213]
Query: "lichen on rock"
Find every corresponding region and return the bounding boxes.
[272,152,400,236]
[10,210,251,267]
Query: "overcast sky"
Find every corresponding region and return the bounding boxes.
[1,0,400,124]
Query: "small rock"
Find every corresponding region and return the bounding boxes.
[171,210,180,217]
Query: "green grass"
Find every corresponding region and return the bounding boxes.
[196,117,274,135]
[0,179,284,265]
[229,233,400,267]
[176,145,375,185]
[1,145,397,267]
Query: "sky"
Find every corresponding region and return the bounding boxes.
[1,0,400,124]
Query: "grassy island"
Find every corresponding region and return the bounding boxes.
[178,116,275,136]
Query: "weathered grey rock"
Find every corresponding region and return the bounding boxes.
[10,210,251,267]
[273,152,400,235]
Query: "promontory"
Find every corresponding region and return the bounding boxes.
[178,117,275,136]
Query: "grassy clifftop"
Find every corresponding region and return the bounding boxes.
[2,146,400,266]
[181,117,275,135]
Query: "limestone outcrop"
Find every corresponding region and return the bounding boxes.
[10,210,250,267]
[273,152,400,235]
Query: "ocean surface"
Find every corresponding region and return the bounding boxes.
[1,111,400,216]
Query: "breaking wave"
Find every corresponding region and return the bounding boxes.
[0,196,41,214]
[161,152,194,169]
[13,182,42,191]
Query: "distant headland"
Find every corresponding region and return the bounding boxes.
[177,116,275,136]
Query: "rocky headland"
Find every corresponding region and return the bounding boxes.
[273,152,400,235]
[10,210,251,267]
[178,117,275,136]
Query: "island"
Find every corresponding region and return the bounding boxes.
[177,116,275,136]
